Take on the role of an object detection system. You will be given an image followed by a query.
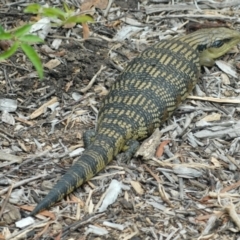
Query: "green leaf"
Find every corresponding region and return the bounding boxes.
[0,42,19,60]
[63,2,72,14]
[19,34,44,43]
[14,24,32,37]
[21,43,43,79]
[0,25,5,34]
[24,3,41,14]
[42,7,66,20]
[65,15,94,24]
[0,32,12,40]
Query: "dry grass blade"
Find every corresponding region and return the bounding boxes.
[187,95,240,103]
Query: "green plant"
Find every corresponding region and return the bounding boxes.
[0,24,44,79]
[0,3,93,80]
[24,3,93,27]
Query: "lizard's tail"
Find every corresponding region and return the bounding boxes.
[30,132,120,216]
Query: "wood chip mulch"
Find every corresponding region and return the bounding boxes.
[1,0,240,239]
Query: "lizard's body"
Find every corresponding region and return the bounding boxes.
[31,27,240,215]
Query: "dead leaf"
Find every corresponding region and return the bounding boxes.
[215,60,238,78]
[94,85,109,96]
[107,20,121,28]
[200,195,211,203]
[0,233,6,240]
[70,195,85,208]
[44,59,61,69]
[82,23,90,39]
[30,97,58,119]
[65,81,73,92]
[0,40,11,51]
[135,128,163,160]
[0,227,11,239]
[201,113,221,122]
[155,140,170,158]
[41,45,65,58]
[17,140,29,152]
[195,214,211,221]
[54,50,66,57]
[30,16,41,22]
[130,181,144,195]
[221,73,230,85]
[81,0,108,11]
[41,44,55,54]
[54,232,62,240]
[63,22,76,29]
[210,156,221,167]
[1,203,21,224]
[225,203,240,229]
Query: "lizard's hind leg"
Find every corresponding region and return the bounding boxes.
[83,130,96,148]
[117,139,140,163]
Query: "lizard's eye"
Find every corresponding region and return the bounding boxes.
[212,40,224,48]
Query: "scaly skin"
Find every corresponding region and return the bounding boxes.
[30,27,240,215]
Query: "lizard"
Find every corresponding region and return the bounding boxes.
[30,27,240,215]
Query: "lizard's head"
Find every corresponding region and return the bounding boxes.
[195,28,240,66]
